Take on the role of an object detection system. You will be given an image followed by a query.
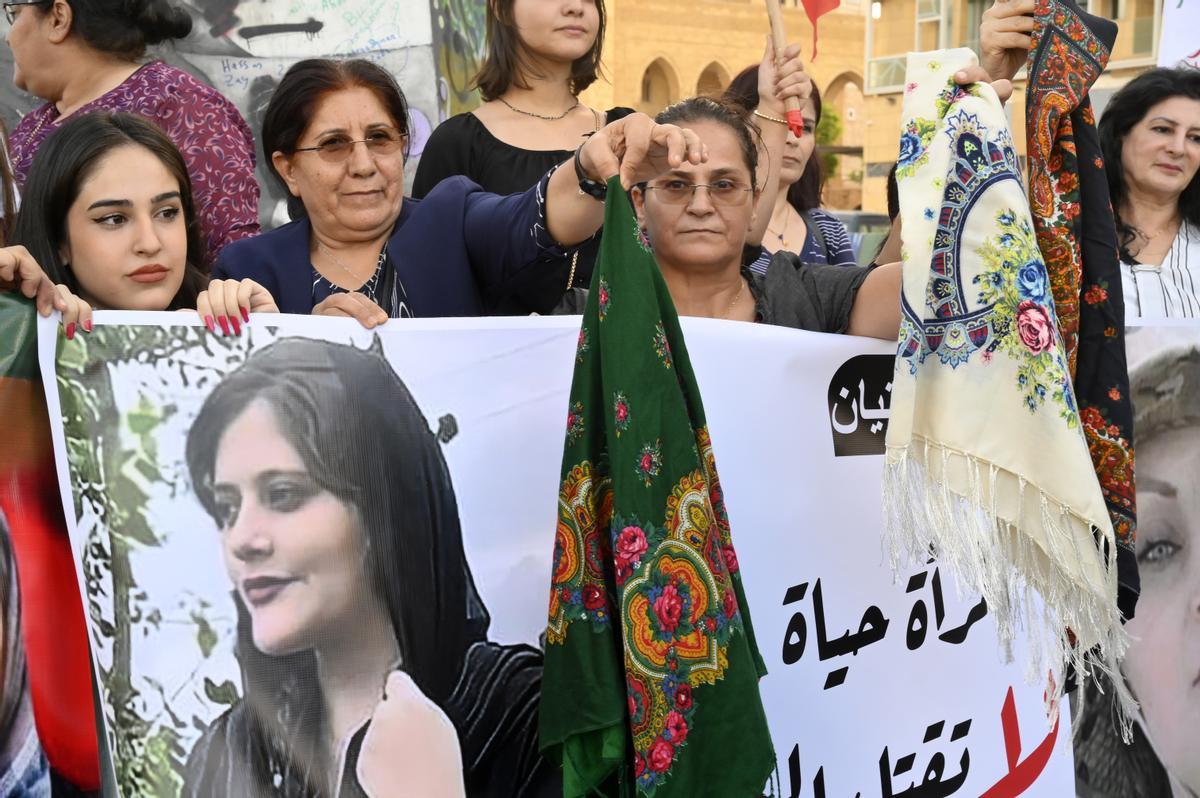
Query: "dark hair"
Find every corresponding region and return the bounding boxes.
[723,64,825,211]
[0,118,15,246]
[473,0,606,101]
[185,337,487,794]
[653,97,761,191]
[262,59,411,221]
[11,112,206,309]
[48,0,192,60]
[1099,66,1200,260]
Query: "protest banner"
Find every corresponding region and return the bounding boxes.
[32,312,1079,797]
[1157,0,1200,69]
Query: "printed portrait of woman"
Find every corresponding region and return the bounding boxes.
[1075,335,1200,798]
[180,337,556,798]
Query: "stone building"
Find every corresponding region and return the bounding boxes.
[584,0,1166,215]
[580,0,869,210]
[861,0,1164,213]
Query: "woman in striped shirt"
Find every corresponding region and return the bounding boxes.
[1099,67,1200,320]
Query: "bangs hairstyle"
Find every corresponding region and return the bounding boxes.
[654,96,761,191]
[473,0,606,101]
[723,64,825,211]
[263,59,411,221]
[10,112,207,309]
[1099,66,1200,260]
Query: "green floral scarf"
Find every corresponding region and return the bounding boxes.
[538,178,775,796]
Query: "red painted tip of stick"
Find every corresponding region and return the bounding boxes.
[785,109,806,139]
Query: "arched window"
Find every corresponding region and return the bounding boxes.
[639,58,679,116]
[695,62,730,97]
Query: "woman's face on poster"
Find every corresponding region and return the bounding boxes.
[1123,423,1200,793]
[209,399,373,657]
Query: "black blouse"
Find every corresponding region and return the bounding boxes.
[412,108,635,314]
[180,642,558,798]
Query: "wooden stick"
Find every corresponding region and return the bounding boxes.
[763,0,806,139]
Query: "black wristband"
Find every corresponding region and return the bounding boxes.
[574,145,607,201]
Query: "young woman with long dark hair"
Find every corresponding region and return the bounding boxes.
[182,337,552,797]
[6,112,275,335]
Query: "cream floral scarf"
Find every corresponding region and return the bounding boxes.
[883,48,1133,729]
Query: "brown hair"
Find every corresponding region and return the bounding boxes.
[473,0,607,101]
[654,97,762,191]
[723,64,826,211]
[262,59,411,221]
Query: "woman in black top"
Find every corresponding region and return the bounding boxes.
[413,0,632,313]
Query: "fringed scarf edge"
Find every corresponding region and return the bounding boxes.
[882,437,1137,741]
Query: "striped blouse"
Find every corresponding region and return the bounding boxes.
[748,207,856,274]
[1121,222,1200,320]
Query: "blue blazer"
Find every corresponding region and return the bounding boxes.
[213,175,571,317]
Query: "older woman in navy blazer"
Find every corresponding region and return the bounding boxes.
[213,58,704,328]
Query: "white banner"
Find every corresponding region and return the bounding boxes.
[1158,0,1200,69]
[37,314,1073,797]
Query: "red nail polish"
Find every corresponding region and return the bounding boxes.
[83,319,93,332]
[65,322,76,340]
[240,306,250,323]
[218,316,230,335]
[230,315,241,336]
[204,315,216,334]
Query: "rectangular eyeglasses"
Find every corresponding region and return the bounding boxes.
[4,0,49,25]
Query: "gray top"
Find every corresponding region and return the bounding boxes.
[748,251,872,333]
[553,250,872,331]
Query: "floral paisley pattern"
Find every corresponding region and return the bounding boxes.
[541,177,772,797]
[613,392,631,437]
[576,328,589,363]
[652,323,672,369]
[10,61,259,259]
[547,463,614,644]
[886,50,1131,727]
[1026,0,1137,617]
[635,441,664,487]
[566,402,586,445]
[598,279,611,321]
[973,211,1078,421]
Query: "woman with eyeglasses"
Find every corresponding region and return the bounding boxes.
[625,64,1007,333]
[214,58,709,326]
[3,0,260,259]
[627,95,897,332]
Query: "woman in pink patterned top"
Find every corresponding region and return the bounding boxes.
[5,0,260,262]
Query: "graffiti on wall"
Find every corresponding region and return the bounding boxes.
[0,0,489,226]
